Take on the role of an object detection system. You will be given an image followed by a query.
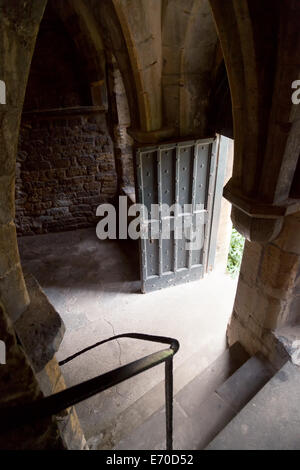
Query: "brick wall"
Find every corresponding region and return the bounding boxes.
[15,112,117,235]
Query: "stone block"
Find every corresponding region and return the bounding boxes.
[15,273,65,372]
[84,182,101,191]
[255,292,287,330]
[240,241,263,286]
[275,326,300,366]
[274,212,300,255]
[54,159,71,169]
[0,222,19,276]
[47,207,69,217]
[259,244,300,298]
[0,264,30,322]
[0,304,65,450]
[66,167,87,177]
[215,355,274,413]
[207,362,300,450]
[234,278,256,319]
[285,294,300,325]
[77,156,96,166]
[69,204,90,213]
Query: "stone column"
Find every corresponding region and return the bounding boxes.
[0,1,77,450]
[228,211,300,367]
[209,0,300,244]
[0,1,47,321]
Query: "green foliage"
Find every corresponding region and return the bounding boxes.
[227,228,245,278]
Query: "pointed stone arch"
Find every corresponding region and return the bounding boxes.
[0,0,143,321]
[209,0,300,242]
[162,0,219,137]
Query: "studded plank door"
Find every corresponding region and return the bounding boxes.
[136,136,224,293]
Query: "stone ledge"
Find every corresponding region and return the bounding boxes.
[15,272,65,372]
[127,127,176,144]
[23,105,107,117]
[36,357,88,450]
[227,310,289,370]
[275,325,300,366]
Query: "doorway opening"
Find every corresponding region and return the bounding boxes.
[15,0,238,450]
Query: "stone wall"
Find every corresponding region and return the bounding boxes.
[16,112,117,236]
[14,3,118,236]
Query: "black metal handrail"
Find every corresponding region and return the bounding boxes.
[0,333,179,450]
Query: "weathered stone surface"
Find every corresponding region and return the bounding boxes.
[212,0,300,242]
[107,55,135,188]
[230,204,284,243]
[0,263,30,322]
[227,310,289,370]
[259,244,300,297]
[286,292,300,325]
[36,357,88,450]
[13,5,119,236]
[0,0,49,327]
[215,354,274,412]
[239,241,263,286]
[207,361,300,450]
[274,212,300,255]
[16,113,117,235]
[256,294,286,330]
[233,278,256,319]
[275,326,300,366]
[229,208,300,366]
[0,303,64,450]
[116,347,274,450]
[0,222,20,275]
[15,272,65,372]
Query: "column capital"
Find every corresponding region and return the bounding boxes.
[224,181,300,242]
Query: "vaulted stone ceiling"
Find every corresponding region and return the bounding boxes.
[53,0,221,138]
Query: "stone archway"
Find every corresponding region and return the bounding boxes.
[210,0,300,243]
[0,0,142,324]
[0,0,143,449]
[209,0,300,365]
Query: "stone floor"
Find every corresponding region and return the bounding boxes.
[18,227,238,449]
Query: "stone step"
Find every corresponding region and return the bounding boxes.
[215,353,275,413]
[115,342,250,450]
[206,360,300,450]
[172,353,274,450]
[97,342,248,450]
[174,341,250,418]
